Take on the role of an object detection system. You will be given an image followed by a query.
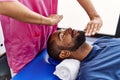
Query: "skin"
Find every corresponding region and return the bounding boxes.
[77,0,103,36]
[0,0,102,36]
[0,1,63,26]
[50,28,93,61]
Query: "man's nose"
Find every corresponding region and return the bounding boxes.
[65,28,72,34]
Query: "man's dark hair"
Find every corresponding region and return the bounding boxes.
[47,35,62,60]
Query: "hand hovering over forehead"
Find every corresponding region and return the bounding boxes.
[77,0,103,36]
[47,14,63,26]
[84,16,103,36]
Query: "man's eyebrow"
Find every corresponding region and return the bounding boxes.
[58,32,61,40]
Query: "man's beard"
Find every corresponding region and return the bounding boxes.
[69,31,85,51]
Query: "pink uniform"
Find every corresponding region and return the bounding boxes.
[0,0,58,73]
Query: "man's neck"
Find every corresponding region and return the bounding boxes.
[72,42,93,61]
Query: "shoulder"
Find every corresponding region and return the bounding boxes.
[93,36,120,47]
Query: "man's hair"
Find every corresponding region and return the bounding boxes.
[47,35,62,60]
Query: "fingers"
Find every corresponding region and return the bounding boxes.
[48,14,63,26]
[84,18,102,36]
[54,14,63,25]
[57,15,63,22]
[85,23,98,36]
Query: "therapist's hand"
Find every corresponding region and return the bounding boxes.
[84,16,102,36]
[47,14,63,26]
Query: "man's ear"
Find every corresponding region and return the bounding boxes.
[59,50,71,59]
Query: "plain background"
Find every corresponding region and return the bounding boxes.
[58,0,120,35]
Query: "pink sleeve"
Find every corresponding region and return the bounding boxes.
[0,0,17,2]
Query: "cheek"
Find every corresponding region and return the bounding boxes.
[63,38,74,46]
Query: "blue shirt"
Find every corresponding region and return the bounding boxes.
[77,36,120,80]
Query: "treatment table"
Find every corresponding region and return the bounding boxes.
[12,49,60,80]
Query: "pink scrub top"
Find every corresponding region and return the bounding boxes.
[0,0,58,73]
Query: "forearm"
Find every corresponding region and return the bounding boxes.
[0,1,49,25]
[77,0,100,20]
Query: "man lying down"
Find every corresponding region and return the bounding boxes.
[47,28,120,80]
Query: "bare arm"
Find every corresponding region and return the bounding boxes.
[0,1,63,25]
[77,0,99,20]
[77,0,103,36]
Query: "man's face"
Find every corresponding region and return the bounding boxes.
[50,28,85,51]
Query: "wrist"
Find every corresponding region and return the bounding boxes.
[90,14,101,20]
[40,16,52,25]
